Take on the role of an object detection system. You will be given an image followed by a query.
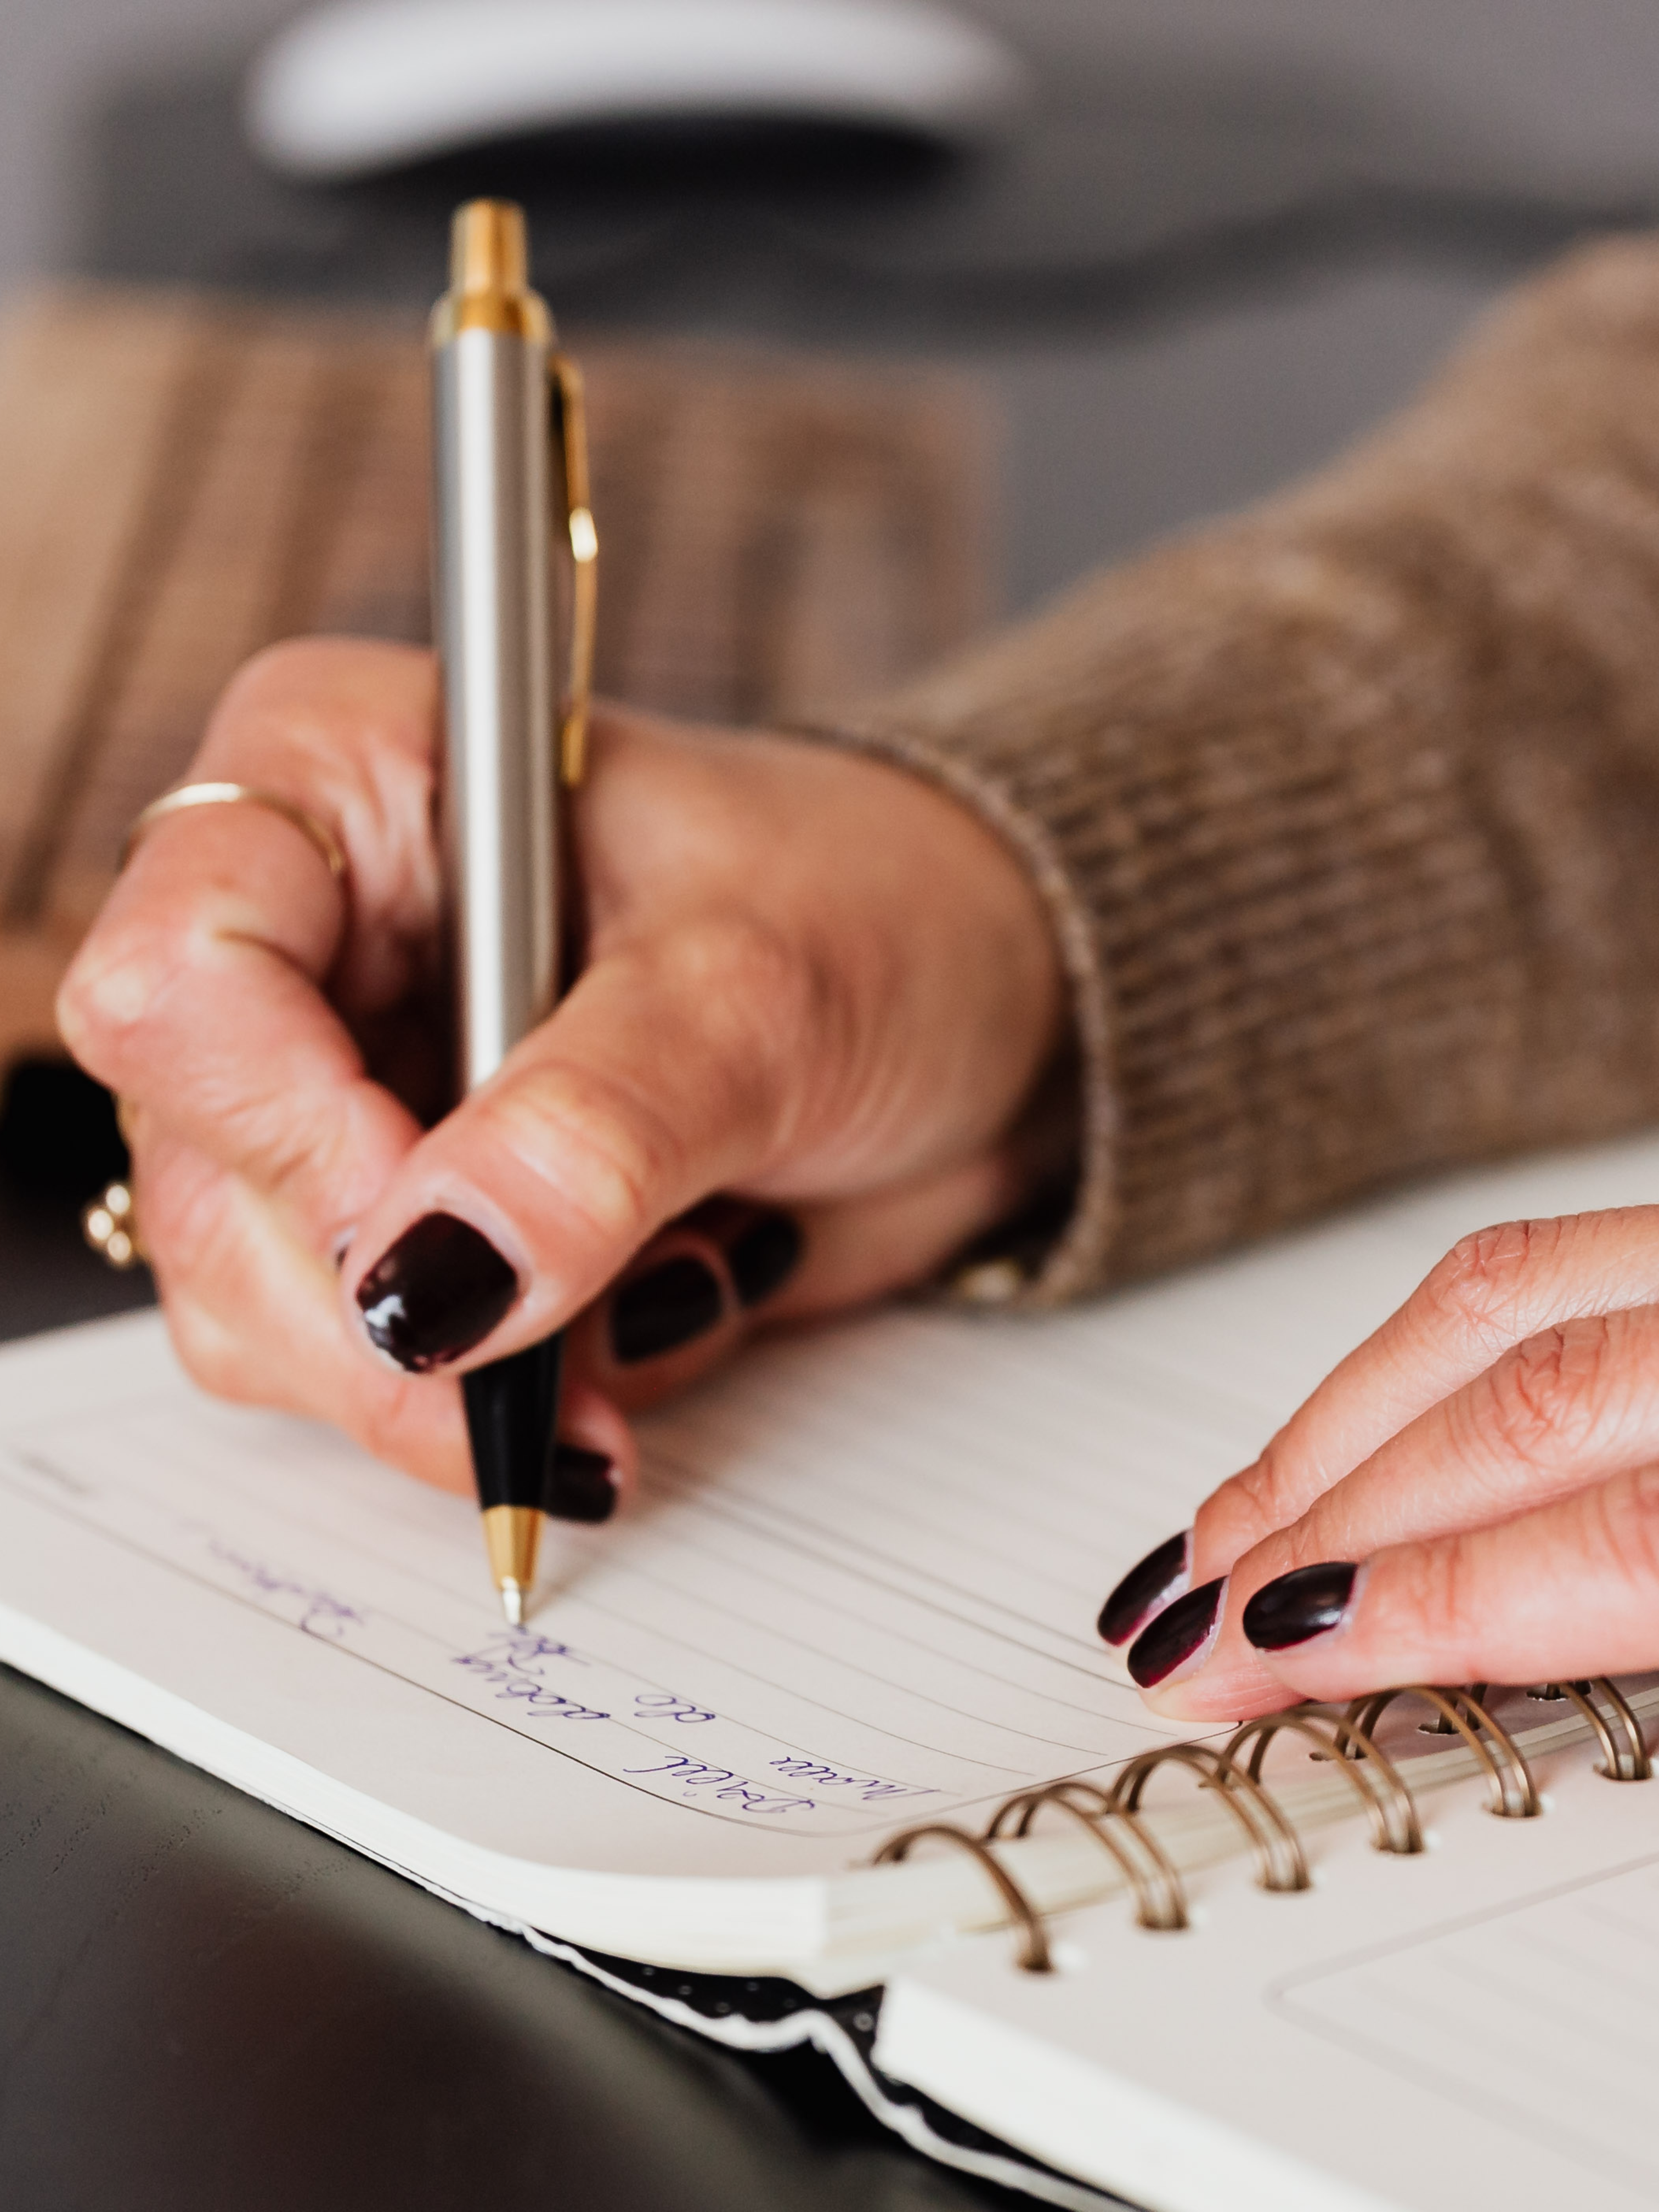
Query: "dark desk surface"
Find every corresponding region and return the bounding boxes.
[1,1661,1015,2212]
[3,4,1652,2204]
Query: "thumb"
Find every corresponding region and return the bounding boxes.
[338,921,810,1374]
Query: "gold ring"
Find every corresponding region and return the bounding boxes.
[123,781,347,883]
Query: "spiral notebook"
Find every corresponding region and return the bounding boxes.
[3,1131,1659,2211]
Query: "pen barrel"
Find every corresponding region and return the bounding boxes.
[432,325,557,1095]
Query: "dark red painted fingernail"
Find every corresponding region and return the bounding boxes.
[1098,1530,1190,1646]
[547,1442,617,1525]
[356,1212,518,1372]
[726,1210,802,1308]
[611,1255,724,1363]
[1242,1561,1358,1650]
[1127,1577,1226,1688]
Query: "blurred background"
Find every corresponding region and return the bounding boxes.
[16,0,1659,1338]
[16,0,1659,608]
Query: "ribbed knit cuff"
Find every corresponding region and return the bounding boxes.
[806,235,1659,1302]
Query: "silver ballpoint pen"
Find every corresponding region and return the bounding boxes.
[430,199,597,1622]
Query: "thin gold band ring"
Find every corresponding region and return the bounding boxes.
[123,781,347,883]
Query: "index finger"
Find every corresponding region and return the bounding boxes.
[57,637,440,1252]
[1136,1301,1659,1720]
[1187,1205,1659,1585]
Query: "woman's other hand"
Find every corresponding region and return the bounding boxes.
[1099,1207,1659,1714]
[57,639,1066,1501]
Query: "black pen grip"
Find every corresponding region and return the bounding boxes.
[462,1331,565,1513]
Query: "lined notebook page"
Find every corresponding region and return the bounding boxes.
[0,1299,1224,1891]
[5,1128,1659,1906]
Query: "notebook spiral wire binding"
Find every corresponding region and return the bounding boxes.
[873,1680,1651,1974]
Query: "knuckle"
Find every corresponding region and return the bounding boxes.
[206,639,435,840]
[478,1069,666,1249]
[1194,1438,1304,1561]
[663,915,818,1070]
[211,636,371,735]
[1380,1533,1482,1660]
[55,919,174,1066]
[667,910,795,992]
[225,636,325,695]
[213,1087,356,1229]
[1479,1313,1617,1463]
[1227,1438,1302,1529]
[1420,1216,1564,1346]
[465,916,827,1260]
[647,913,827,1152]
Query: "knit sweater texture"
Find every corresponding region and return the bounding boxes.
[824,236,1659,1305]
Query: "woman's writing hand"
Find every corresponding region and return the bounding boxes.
[58,640,1065,1500]
[1100,1208,1659,1714]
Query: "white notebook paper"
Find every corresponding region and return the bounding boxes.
[878,1732,1659,2212]
[3,1132,1659,2204]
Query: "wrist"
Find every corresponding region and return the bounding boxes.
[802,734,1076,1261]
[787,709,1103,1304]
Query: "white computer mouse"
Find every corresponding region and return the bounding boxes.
[245,0,1031,180]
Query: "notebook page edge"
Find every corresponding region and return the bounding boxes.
[874,1974,1396,2212]
[0,1599,835,1972]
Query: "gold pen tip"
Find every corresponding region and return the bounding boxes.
[451,199,528,296]
[483,1504,542,1624]
[432,199,548,342]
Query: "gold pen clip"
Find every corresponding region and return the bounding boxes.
[549,354,597,788]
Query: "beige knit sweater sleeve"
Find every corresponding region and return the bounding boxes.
[823,236,1659,1305]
